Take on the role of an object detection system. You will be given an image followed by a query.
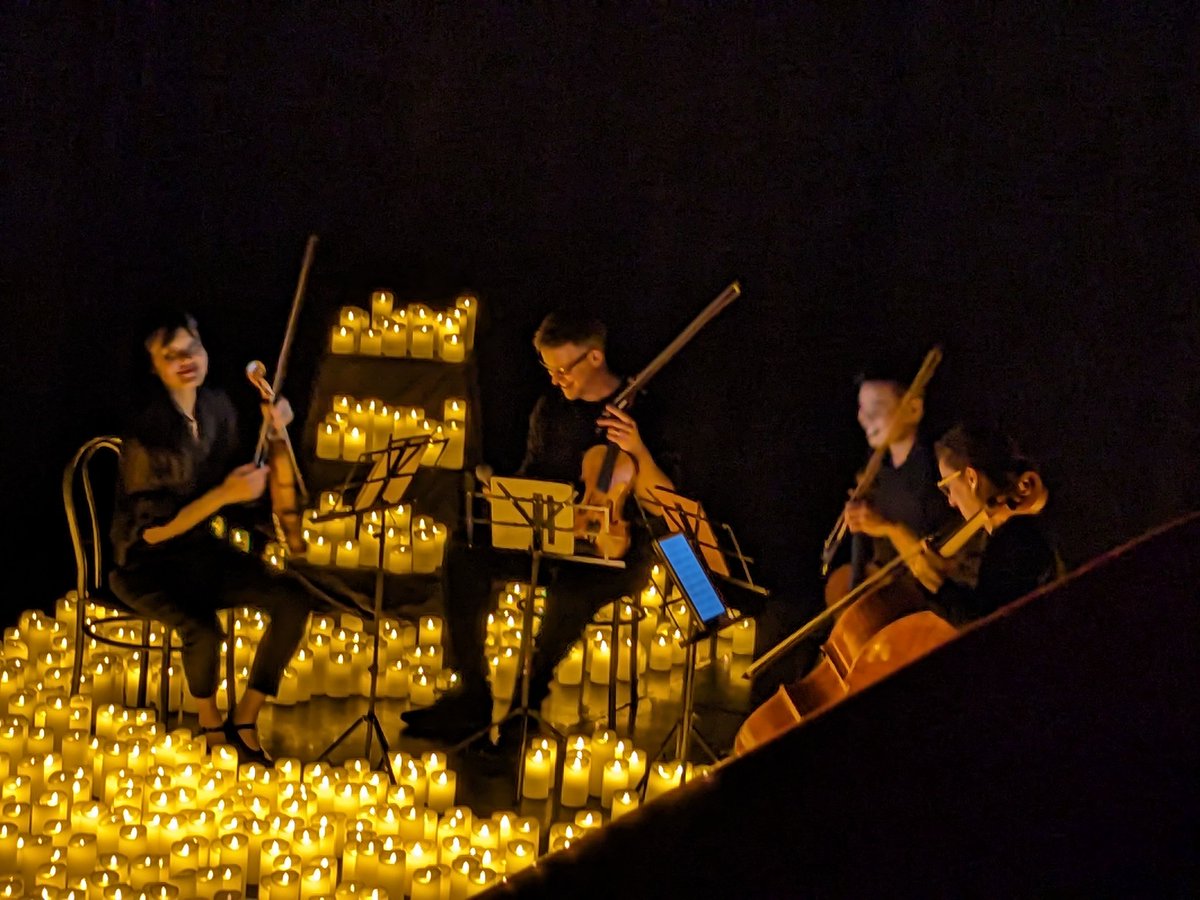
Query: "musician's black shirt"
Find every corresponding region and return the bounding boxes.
[927,516,1062,626]
[110,386,241,566]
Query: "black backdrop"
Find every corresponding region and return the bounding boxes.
[2,4,1197,631]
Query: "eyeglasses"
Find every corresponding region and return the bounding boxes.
[937,469,964,496]
[538,348,591,378]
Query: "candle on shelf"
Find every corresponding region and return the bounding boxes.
[340,306,368,333]
[438,421,465,469]
[588,634,612,685]
[442,398,467,423]
[382,319,408,358]
[522,746,552,800]
[411,530,440,574]
[358,327,383,357]
[314,422,342,461]
[331,325,358,355]
[410,324,435,359]
[341,426,367,464]
[560,750,590,807]
[334,540,360,570]
[439,332,465,363]
[385,544,412,575]
[455,294,478,350]
[370,290,394,320]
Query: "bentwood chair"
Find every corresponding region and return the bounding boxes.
[64,435,238,721]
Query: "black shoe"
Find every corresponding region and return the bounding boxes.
[400,688,492,742]
[226,721,272,765]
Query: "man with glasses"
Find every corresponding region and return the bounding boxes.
[401,310,678,742]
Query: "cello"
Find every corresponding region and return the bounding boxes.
[574,281,742,559]
[733,468,1048,756]
[245,234,319,556]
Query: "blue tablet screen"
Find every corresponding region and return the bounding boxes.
[656,532,726,625]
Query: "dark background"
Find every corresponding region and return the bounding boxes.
[2,4,1196,632]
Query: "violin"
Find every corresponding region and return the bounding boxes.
[734,469,1048,756]
[819,346,944,578]
[245,233,319,556]
[247,360,308,555]
[574,281,742,558]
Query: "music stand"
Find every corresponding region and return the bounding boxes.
[312,432,442,781]
[454,476,626,803]
[636,490,768,790]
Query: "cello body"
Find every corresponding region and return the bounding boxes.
[734,577,956,755]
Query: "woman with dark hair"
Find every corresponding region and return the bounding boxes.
[916,422,1064,626]
[108,308,319,763]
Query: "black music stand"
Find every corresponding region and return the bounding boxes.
[454,477,625,803]
[312,431,443,781]
[637,489,768,790]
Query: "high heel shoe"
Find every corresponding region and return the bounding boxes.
[226,720,272,765]
[200,721,230,751]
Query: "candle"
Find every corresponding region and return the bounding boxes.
[410,324,435,359]
[411,531,439,574]
[560,750,590,808]
[731,617,757,655]
[385,545,412,575]
[426,770,455,813]
[588,635,611,685]
[408,670,435,707]
[439,332,465,363]
[382,320,408,358]
[439,421,465,469]
[649,633,674,671]
[645,761,684,802]
[601,758,628,808]
[455,295,477,350]
[403,841,433,896]
[370,290,394,319]
[315,422,342,461]
[612,789,639,821]
[505,837,535,875]
[522,747,551,800]
[342,426,366,463]
[335,540,360,570]
[411,865,442,900]
[331,326,358,355]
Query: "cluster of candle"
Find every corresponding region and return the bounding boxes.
[314,396,467,470]
[481,583,545,704]
[299,496,448,576]
[329,294,477,362]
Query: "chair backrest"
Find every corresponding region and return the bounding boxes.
[63,436,123,603]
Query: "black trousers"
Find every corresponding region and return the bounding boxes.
[442,536,652,704]
[109,534,319,698]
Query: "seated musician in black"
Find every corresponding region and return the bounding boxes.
[401,310,678,742]
[842,359,981,593]
[915,422,1063,625]
[108,308,320,763]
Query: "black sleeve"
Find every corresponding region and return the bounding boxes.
[515,395,549,478]
[929,519,1057,626]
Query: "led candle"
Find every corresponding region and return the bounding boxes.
[358,327,383,357]
[612,789,639,821]
[341,426,367,464]
[264,869,301,900]
[521,747,551,800]
[600,758,628,808]
[645,761,684,802]
[642,624,670,665]
[439,332,465,363]
[370,290,394,319]
[731,617,757,655]
[411,865,442,900]
[382,320,408,357]
[403,841,433,896]
[439,421,465,469]
[588,635,611,685]
[426,769,455,813]
[455,295,477,350]
[589,729,618,795]
[411,530,439,574]
[335,540,361,570]
[331,326,358,355]
[560,750,590,808]
[410,324,435,359]
[314,422,342,461]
